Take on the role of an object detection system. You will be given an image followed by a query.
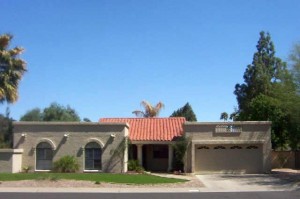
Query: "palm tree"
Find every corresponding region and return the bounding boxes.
[0,34,26,104]
[132,100,164,118]
[220,112,228,121]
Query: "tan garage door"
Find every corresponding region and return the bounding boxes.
[195,144,263,174]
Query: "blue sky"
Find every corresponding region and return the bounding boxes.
[1,0,299,122]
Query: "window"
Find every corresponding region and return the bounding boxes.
[85,142,102,170]
[36,142,53,170]
[153,145,168,159]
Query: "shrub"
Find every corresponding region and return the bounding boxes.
[128,159,144,173]
[135,166,144,173]
[53,155,79,173]
[22,166,32,173]
[172,136,189,172]
[128,160,139,171]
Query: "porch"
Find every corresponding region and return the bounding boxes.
[129,143,174,172]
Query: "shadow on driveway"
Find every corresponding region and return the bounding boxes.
[215,170,300,191]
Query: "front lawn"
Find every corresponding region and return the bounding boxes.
[0,173,187,184]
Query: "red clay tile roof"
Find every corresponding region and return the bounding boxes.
[99,117,186,141]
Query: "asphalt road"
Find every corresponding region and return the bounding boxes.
[0,192,300,199]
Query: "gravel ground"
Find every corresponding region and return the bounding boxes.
[0,174,203,188]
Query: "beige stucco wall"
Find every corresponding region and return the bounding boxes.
[184,121,272,174]
[13,122,129,173]
[0,149,23,173]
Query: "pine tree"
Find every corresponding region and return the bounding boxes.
[234,31,287,119]
[234,31,297,149]
[170,103,197,121]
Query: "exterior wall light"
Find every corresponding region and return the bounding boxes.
[110,133,116,138]
[64,133,70,140]
[21,133,27,138]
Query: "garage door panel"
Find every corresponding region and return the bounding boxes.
[195,145,262,174]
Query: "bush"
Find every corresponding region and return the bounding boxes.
[53,155,79,173]
[128,159,144,173]
[172,136,189,172]
[22,166,32,173]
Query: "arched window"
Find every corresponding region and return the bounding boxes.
[197,146,210,149]
[214,146,226,149]
[85,142,102,170]
[36,142,53,170]
[246,146,258,149]
[230,146,242,149]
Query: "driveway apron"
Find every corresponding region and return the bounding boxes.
[196,174,299,192]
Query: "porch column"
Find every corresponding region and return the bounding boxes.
[137,144,143,166]
[168,144,173,171]
[191,142,195,173]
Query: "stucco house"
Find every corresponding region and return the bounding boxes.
[0,118,272,174]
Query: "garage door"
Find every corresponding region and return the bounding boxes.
[195,144,263,174]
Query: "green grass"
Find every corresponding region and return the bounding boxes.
[0,173,187,184]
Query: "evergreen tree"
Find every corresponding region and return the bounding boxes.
[234,31,287,119]
[170,103,197,121]
[234,31,297,149]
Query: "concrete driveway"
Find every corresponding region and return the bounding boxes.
[196,170,300,192]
